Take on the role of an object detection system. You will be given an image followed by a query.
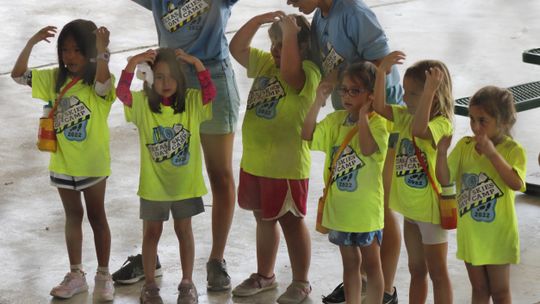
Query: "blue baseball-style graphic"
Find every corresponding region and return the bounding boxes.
[64,121,88,142]
[147,124,191,166]
[457,172,503,222]
[331,146,364,192]
[395,138,428,189]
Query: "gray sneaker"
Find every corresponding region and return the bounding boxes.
[206,259,231,291]
[177,282,198,304]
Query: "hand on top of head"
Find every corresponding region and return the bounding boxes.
[424,67,444,93]
[315,81,334,107]
[175,48,198,65]
[29,26,57,45]
[379,51,405,74]
[255,11,285,25]
[278,14,301,35]
[130,49,157,66]
[94,26,110,52]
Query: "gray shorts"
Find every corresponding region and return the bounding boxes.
[140,197,204,221]
[185,57,240,134]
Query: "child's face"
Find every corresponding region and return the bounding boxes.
[402,76,424,113]
[287,0,318,15]
[153,61,178,98]
[270,38,283,68]
[469,105,499,140]
[338,75,372,114]
[61,36,87,77]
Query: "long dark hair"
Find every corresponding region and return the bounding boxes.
[56,19,97,92]
[144,48,187,114]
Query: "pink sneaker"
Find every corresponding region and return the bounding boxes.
[93,272,115,301]
[50,272,89,299]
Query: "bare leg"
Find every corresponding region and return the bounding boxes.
[174,217,195,283]
[403,220,428,303]
[487,264,511,304]
[82,179,110,267]
[360,240,384,304]
[58,188,84,267]
[424,242,452,304]
[278,212,311,282]
[465,263,491,304]
[340,246,362,304]
[254,211,279,277]
[142,220,163,285]
[201,133,236,261]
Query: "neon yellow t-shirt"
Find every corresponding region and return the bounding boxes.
[311,111,388,232]
[31,68,116,177]
[389,105,453,223]
[448,136,526,265]
[240,48,321,179]
[124,90,211,201]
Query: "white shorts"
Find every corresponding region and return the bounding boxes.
[405,217,448,245]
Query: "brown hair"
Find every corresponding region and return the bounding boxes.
[469,86,516,137]
[268,14,312,61]
[144,48,187,114]
[340,61,377,92]
[404,60,454,121]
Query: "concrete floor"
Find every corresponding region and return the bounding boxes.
[1,0,540,303]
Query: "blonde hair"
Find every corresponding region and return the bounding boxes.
[404,60,454,121]
[268,14,311,61]
[469,86,516,137]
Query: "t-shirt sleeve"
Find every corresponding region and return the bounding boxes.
[99,74,117,104]
[124,91,145,124]
[31,69,56,102]
[428,116,453,146]
[298,60,322,101]
[369,115,389,161]
[186,88,211,123]
[448,137,467,183]
[311,116,332,152]
[507,142,527,192]
[346,8,389,60]
[247,48,272,79]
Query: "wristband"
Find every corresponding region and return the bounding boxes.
[96,51,110,62]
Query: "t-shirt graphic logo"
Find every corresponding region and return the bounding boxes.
[457,172,503,222]
[247,76,285,119]
[322,43,344,75]
[331,145,365,192]
[161,0,210,32]
[146,123,191,166]
[395,138,427,188]
[54,96,91,142]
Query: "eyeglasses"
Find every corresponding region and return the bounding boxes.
[336,87,369,97]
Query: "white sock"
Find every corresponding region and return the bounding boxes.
[97,266,110,275]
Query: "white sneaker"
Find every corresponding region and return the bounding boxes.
[93,272,115,301]
[50,271,89,299]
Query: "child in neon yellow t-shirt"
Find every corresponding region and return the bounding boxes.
[436,86,526,303]
[229,12,321,303]
[303,61,388,303]
[11,20,116,300]
[116,48,215,302]
[373,51,455,303]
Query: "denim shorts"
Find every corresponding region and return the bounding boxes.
[329,229,383,247]
[185,57,240,134]
[140,197,204,221]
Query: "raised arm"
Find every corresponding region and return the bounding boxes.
[11,26,57,84]
[357,101,379,156]
[279,14,305,92]
[374,51,405,121]
[94,26,113,96]
[302,81,332,141]
[229,12,281,68]
[411,67,443,140]
[435,135,452,186]
[475,134,523,191]
[175,49,216,104]
[116,49,156,107]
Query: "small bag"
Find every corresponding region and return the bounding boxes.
[315,126,359,234]
[36,77,80,153]
[412,137,457,230]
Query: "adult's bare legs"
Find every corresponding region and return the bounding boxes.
[201,133,236,261]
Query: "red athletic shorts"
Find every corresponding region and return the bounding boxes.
[237,169,309,220]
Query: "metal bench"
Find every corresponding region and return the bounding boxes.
[454,48,540,194]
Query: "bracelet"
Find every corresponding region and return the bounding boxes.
[96,51,110,62]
